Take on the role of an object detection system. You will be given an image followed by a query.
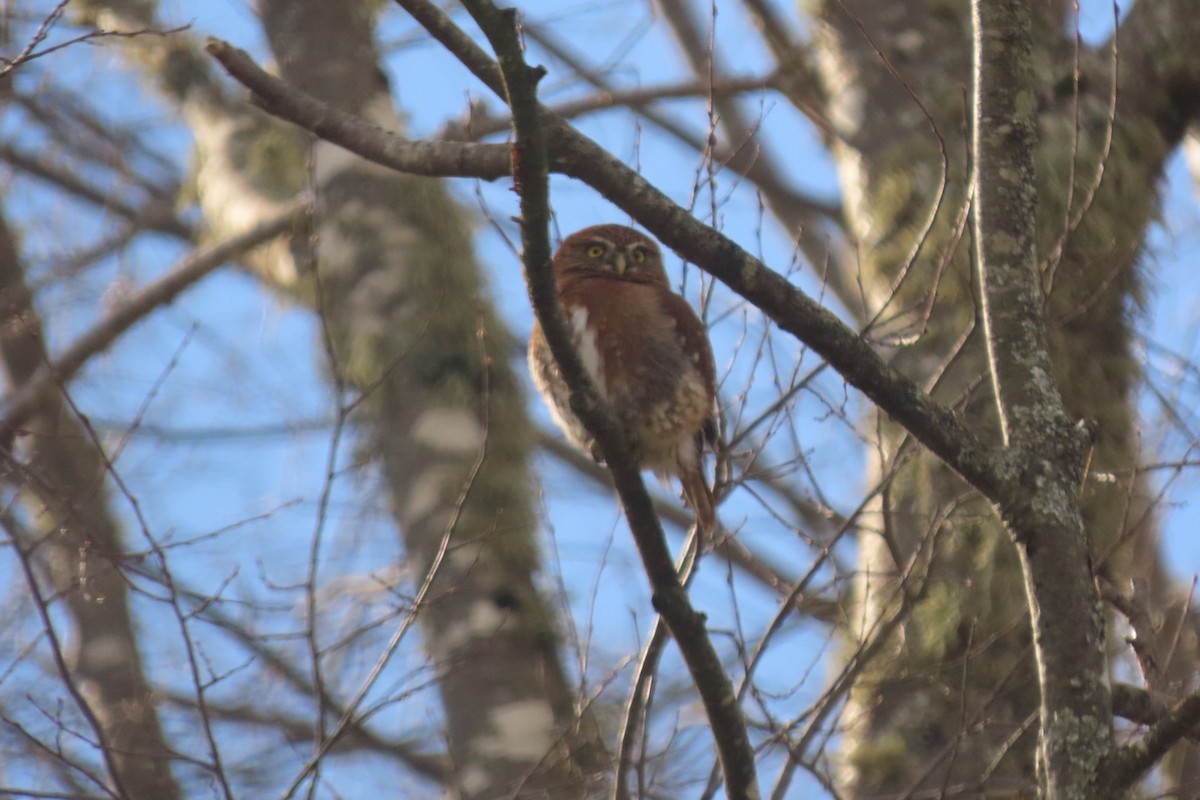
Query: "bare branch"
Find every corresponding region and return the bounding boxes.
[204,39,512,180]
[0,513,127,800]
[1111,682,1200,744]
[1102,691,1200,788]
[737,0,829,123]
[0,200,306,441]
[0,142,194,239]
[0,2,186,78]
[461,0,760,795]
[206,24,1005,509]
[521,21,844,228]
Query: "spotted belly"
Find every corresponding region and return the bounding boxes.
[531,301,712,473]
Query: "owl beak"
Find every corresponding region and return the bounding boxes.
[613,253,627,275]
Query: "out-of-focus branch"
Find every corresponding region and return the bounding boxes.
[445,68,779,140]
[653,0,808,208]
[205,38,511,179]
[540,75,776,121]
[0,142,194,239]
[157,689,449,780]
[0,1,185,78]
[651,0,854,309]
[0,201,183,798]
[14,87,180,194]
[150,576,451,784]
[0,199,305,441]
[1111,682,1200,744]
[1112,0,1200,139]
[0,512,130,799]
[539,430,841,622]
[1098,576,1166,689]
[738,0,828,122]
[1102,691,1200,789]
[1186,128,1200,198]
[1100,577,1200,783]
[526,10,853,313]
[522,21,844,226]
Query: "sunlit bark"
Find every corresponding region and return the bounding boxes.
[809,0,1198,794]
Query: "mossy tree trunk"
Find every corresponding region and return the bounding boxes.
[253,4,607,795]
[67,1,607,796]
[0,205,184,800]
[809,0,1199,794]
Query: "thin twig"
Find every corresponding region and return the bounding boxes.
[458,1,760,795]
[0,200,305,441]
[206,27,1006,508]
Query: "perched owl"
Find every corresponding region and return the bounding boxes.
[528,224,718,533]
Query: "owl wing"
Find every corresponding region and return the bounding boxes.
[528,318,603,460]
[656,290,719,449]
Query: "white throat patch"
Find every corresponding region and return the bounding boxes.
[570,306,606,396]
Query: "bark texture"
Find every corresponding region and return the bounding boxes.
[0,205,182,799]
[67,1,606,796]
[807,0,1198,795]
[971,1,1113,794]
[254,4,607,795]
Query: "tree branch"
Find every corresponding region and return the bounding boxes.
[204,39,512,180]
[458,1,758,796]
[523,17,847,241]
[0,203,183,799]
[1113,0,1200,143]
[0,141,193,239]
[205,19,1006,508]
[1102,690,1200,788]
[0,200,306,442]
[971,0,1113,795]
[1111,682,1200,744]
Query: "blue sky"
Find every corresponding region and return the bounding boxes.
[5,0,1200,796]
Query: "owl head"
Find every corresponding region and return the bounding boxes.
[552,224,668,286]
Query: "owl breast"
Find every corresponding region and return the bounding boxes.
[530,279,712,474]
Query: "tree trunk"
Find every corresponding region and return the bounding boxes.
[811,0,1179,793]
[0,204,183,799]
[72,0,607,795]
[251,4,607,795]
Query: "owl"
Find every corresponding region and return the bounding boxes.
[528,224,718,533]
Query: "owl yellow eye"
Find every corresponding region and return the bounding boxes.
[585,244,606,258]
[631,248,646,264]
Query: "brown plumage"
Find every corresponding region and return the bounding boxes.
[528,224,718,534]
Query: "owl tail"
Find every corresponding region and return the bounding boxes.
[679,464,717,541]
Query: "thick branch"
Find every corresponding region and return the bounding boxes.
[460,2,758,796]
[1102,691,1200,788]
[1111,682,1200,744]
[205,27,1006,507]
[1113,0,1200,143]
[971,1,1113,796]
[204,39,512,179]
